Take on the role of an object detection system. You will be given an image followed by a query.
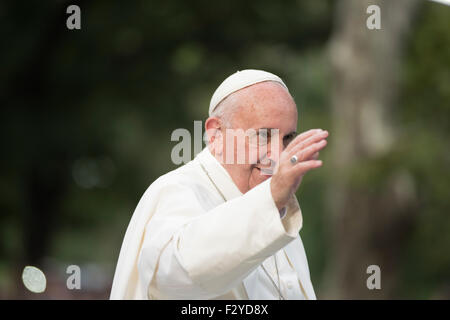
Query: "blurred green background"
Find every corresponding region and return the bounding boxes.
[0,0,449,299]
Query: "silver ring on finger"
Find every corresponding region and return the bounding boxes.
[290,155,298,164]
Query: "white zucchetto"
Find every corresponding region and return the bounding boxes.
[209,69,288,116]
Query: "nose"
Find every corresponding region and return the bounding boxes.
[261,137,282,166]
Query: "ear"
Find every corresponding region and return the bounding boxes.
[205,117,221,144]
[205,117,223,155]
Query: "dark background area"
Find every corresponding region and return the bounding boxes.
[0,0,449,299]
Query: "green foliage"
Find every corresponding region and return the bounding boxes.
[0,0,448,298]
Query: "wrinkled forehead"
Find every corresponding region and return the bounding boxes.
[231,81,298,130]
[233,80,291,103]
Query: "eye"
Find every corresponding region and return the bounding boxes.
[283,132,297,147]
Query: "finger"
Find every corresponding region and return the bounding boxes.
[284,129,322,153]
[310,152,319,160]
[292,159,323,175]
[289,131,328,156]
[296,140,327,161]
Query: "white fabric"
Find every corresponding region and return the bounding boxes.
[209,69,288,116]
[110,147,316,300]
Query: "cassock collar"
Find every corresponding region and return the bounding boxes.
[195,147,244,201]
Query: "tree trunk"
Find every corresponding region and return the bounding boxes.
[324,0,419,299]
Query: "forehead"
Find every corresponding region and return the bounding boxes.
[233,81,298,132]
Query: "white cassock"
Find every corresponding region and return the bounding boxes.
[110,147,316,300]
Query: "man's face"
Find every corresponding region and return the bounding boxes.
[219,81,298,193]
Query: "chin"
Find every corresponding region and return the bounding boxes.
[249,167,271,190]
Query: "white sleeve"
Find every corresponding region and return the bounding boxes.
[138,178,302,299]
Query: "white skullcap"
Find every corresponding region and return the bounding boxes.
[209,69,288,116]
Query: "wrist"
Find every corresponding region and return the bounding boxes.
[270,179,288,210]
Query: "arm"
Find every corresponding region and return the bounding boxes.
[138,178,302,299]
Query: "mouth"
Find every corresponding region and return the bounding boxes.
[254,166,273,176]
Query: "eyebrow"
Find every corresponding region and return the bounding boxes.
[256,128,297,139]
[283,131,297,139]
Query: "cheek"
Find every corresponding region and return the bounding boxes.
[248,167,270,190]
[248,144,270,165]
[248,145,260,164]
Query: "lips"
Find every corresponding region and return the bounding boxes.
[255,166,273,176]
[255,158,276,177]
[260,167,273,176]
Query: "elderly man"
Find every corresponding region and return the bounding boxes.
[110,69,328,300]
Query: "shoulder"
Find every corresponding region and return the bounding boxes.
[143,157,206,197]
